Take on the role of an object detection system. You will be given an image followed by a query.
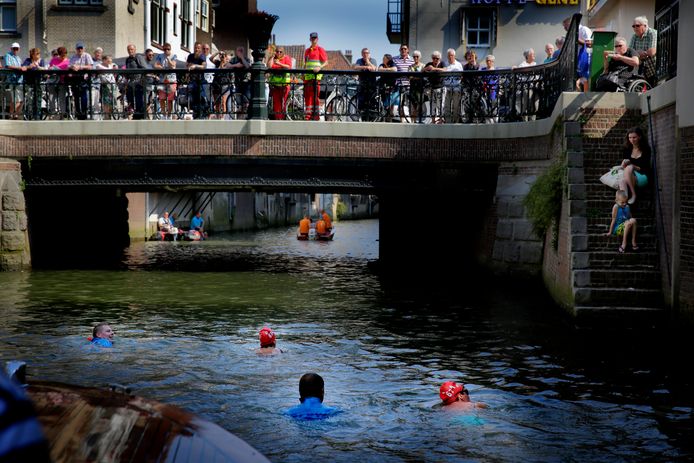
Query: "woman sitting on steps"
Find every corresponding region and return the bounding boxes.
[618,126,651,205]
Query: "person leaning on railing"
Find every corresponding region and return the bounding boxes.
[22,47,46,120]
[68,42,94,120]
[95,55,117,120]
[443,48,463,124]
[408,50,425,122]
[353,48,378,121]
[3,42,25,119]
[629,16,657,86]
[47,47,69,119]
[267,46,292,120]
[125,43,148,119]
[154,43,178,120]
[423,51,445,124]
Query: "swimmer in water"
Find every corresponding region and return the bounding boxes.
[439,381,487,409]
[256,327,282,354]
[89,323,114,348]
[285,373,341,420]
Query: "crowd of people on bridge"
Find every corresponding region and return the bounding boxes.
[1,14,658,122]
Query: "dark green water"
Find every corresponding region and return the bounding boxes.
[1,219,692,462]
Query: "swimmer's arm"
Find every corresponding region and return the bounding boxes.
[475,402,489,409]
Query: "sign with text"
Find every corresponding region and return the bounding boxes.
[470,0,579,5]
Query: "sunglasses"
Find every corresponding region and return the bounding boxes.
[276,51,284,54]
[164,48,171,50]
[632,24,642,28]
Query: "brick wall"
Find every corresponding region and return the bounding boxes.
[651,105,677,305]
[680,126,694,315]
[44,0,118,57]
[0,134,557,163]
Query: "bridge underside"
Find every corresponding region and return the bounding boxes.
[21,156,500,270]
[20,157,496,194]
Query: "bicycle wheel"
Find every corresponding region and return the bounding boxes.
[229,92,249,120]
[325,95,354,121]
[285,96,305,121]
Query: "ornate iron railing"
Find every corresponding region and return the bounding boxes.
[655,1,678,82]
[0,15,579,124]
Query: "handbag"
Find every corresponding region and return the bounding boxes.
[599,165,624,190]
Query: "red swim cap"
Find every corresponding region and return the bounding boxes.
[259,327,276,347]
[440,381,464,404]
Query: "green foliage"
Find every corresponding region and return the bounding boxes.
[524,158,566,248]
[335,201,347,220]
[19,179,26,191]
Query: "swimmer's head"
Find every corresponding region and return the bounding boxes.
[93,323,114,341]
[439,381,464,405]
[259,327,276,347]
[299,372,324,403]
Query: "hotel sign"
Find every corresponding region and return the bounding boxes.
[470,0,579,5]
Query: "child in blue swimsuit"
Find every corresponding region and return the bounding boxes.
[605,190,638,253]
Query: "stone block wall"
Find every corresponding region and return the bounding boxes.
[490,161,551,274]
[0,159,30,271]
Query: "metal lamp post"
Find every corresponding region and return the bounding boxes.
[245,11,279,120]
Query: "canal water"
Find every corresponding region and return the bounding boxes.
[1,219,692,462]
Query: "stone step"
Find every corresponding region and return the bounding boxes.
[573,305,666,326]
[585,251,659,269]
[586,234,657,251]
[587,224,656,236]
[573,269,661,289]
[574,287,663,307]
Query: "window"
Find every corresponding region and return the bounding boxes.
[57,0,103,4]
[151,0,167,45]
[173,3,178,36]
[200,0,209,32]
[181,0,192,49]
[0,0,17,33]
[462,8,496,48]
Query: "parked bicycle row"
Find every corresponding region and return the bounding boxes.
[0,65,563,122]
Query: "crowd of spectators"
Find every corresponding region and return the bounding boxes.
[0,14,659,122]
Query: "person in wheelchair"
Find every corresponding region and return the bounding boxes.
[595,37,639,92]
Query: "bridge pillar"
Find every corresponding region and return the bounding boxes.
[0,159,30,271]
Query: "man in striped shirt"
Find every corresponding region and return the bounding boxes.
[392,44,414,120]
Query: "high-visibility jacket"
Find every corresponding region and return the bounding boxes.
[269,55,292,85]
[304,45,327,81]
[316,219,327,234]
[322,212,332,229]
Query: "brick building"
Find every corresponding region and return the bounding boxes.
[0,0,255,62]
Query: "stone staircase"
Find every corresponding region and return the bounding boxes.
[566,121,665,324]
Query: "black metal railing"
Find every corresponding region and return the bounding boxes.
[0,15,579,124]
[655,1,678,82]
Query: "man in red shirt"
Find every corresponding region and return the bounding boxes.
[267,46,293,119]
[303,32,328,120]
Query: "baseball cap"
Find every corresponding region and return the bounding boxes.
[11,42,20,49]
[259,327,276,347]
[309,32,318,39]
[75,41,85,49]
[439,381,464,405]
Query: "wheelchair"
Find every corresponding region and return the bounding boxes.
[617,75,652,93]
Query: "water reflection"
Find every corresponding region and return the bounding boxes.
[0,219,692,462]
